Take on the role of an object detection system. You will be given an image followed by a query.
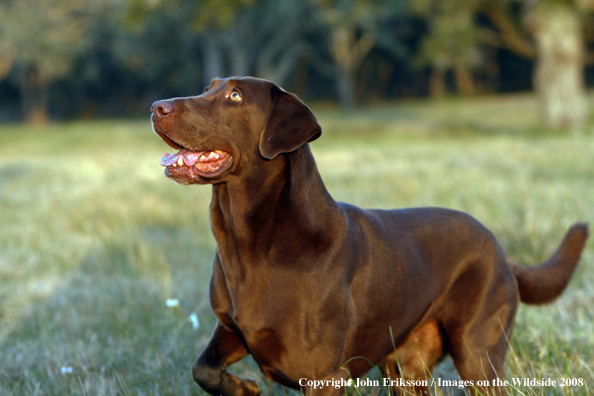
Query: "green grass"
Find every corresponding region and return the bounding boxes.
[0,92,593,395]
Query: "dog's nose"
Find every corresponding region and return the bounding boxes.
[151,100,174,118]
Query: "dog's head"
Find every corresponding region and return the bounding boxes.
[151,77,321,185]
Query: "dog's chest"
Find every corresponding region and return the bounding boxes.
[218,267,323,341]
[227,279,296,331]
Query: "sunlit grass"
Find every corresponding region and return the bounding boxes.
[0,93,592,395]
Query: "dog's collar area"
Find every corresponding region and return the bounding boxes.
[161,148,232,176]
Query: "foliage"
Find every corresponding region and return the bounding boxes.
[0,0,101,123]
[126,0,255,31]
[0,0,593,122]
[309,0,409,106]
[0,0,91,81]
[412,0,484,71]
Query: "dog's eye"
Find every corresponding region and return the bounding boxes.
[229,91,242,102]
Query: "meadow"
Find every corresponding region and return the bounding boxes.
[0,93,592,395]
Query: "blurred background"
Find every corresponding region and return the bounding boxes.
[1,1,593,395]
[0,0,594,128]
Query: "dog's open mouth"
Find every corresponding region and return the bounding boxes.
[161,148,233,178]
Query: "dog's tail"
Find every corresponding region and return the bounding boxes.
[509,223,589,305]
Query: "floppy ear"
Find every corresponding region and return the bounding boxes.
[259,86,322,160]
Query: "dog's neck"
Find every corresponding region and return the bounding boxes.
[210,145,343,267]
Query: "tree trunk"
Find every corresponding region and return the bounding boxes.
[454,64,476,96]
[0,46,12,81]
[329,25,375,108]
[429,68,446,98]
[229,31,250,77]
[22,67,50,125]
[201,31,226,86]
[525,2,586,130]
[26,97,50,125]
[330,27,357,107]
[336,68,357,108]
[256,34,304,86]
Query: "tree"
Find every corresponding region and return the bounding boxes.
[411,0,485,97]
[523,0,592,129]
[483,0,594,130]
[125,0,255,87]
[232,0,312,86]
[311,0,405,107]
[125,0,311,89]
[414,0,593,129]
[195,0,311,86]
[0,0,97,124]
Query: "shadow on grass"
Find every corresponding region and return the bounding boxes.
[0,236,222,395]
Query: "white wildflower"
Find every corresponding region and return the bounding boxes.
[189,313,199,329]
[165,298,180,307]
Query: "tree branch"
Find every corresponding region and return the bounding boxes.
[303,43,336,79]
[482,4,536,59]
[353,32,375,64]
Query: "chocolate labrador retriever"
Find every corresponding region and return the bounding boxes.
[150,77,588,396]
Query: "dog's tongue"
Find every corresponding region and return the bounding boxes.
[160,149,205,167]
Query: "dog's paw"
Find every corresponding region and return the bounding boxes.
[241,378,260,396]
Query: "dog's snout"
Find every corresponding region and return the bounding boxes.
[151,100,174,118]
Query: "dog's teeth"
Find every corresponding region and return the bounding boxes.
[177,156,184,166]
[198,151,224,162]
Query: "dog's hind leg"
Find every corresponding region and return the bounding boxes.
[449,343,507,396]
[446,291,516,396]
[380,320,444,395]
[193,323,261,396]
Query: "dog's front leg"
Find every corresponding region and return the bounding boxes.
[192,322,260,396]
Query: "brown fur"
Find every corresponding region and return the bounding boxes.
[150,77,589,396]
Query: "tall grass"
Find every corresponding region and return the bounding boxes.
[0,93,592,395]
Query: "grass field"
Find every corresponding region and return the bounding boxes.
[0,93,593,395]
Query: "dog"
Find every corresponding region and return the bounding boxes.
[150,76,588,395]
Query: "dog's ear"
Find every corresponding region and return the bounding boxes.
[259,86,321,160]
